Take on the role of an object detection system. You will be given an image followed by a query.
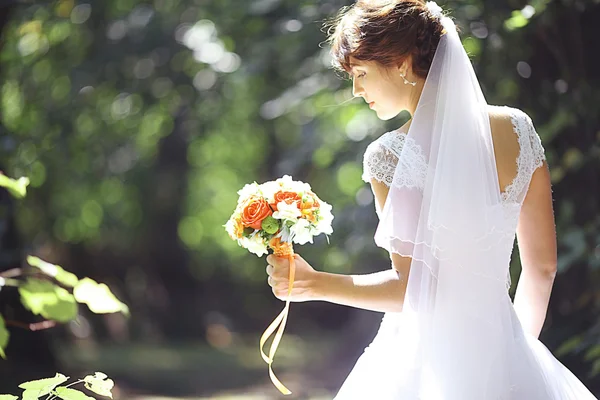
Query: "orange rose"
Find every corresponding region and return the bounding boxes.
[241,196,273,230]
[270,191,302,211]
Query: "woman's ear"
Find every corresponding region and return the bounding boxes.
[400,56,414,74]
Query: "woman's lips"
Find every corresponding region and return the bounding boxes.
[369,101,375,109]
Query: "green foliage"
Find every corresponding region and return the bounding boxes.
[83,373,114,399]
[54,387,94,400]
[19,373,68,399]
[0,174,30,199]
[0,372,114,400]
[27,256,79,288]
[73,278,129,316]
[0,315,8,359]
[18,278,78,323]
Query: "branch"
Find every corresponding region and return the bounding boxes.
[0,268,21,278]
[4,319,57,331]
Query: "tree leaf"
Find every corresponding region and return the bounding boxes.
[83,372,114,398]
[18,279,78,323]
[23,390,41,400]
[54,387,95,400]
[18,373,69,398]
[73,278,129,316]
[0,395,18,400]
[0,314,8,359]
[26,256,79,288]
[0,174,30,198]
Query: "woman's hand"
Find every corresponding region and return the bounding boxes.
[266,253,321,302]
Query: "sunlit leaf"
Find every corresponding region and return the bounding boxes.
[0,315,8,359]
[54,387,94,400]
[18,279,77,322]
[0,395,18,400]
[504,11,529,31]
[0,174,30,199]
[83,372,114,398]
[73,278,129,316]
[18,373,69,398]
[27,256,79,287]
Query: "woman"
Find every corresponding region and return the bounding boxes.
[265,1,597,398]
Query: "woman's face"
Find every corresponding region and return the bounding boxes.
[349,56,414,120]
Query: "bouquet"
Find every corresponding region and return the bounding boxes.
[224,175,333,394]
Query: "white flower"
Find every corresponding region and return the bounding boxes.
[260,181,280,203]
[237,182,261,201]
[240,233,268,257]
[276,175,311,193]
[272,200,301,221]
[224,218,238,239]
[291,218,313,245]
[315,202,334,235]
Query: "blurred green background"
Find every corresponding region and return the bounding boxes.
[0,0,598,398]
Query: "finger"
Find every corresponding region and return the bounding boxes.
[267,276,273,287]
[266,264,273,276]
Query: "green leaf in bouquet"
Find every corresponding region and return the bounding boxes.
[54,387,95,400]
[73,278,129,316]
[27,256,79,288]
[0,314,8,359]
[0,174,30,199]
[18,373,69,398]
[18,279,77,323]
[83,372,114,398]
[0,395,18,400]
[261,216,280,234]
[242,227,254,238]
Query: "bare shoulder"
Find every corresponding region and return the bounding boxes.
[486,105,522,192]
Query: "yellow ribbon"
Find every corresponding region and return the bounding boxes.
[259,250,295,395]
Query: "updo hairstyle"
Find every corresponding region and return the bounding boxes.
[325,0,447,79]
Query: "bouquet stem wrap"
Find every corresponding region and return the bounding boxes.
[259,239,295,395]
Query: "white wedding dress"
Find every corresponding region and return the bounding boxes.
[334,106,597,400]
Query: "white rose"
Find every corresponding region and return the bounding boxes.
[240,233,268,257]
[272,200,301,221]
[290,218,314,245]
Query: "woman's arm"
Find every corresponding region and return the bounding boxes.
[266,179,411,313]
[513,161,557,339]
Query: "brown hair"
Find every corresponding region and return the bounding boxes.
[325,0,446,79]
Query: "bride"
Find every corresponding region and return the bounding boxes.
[265,0,597,398]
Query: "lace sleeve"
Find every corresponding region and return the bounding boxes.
[505,108,547,204]
[526,115,546,170]
[362,138,401,186]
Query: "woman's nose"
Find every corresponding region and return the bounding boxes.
[352,78,364,98]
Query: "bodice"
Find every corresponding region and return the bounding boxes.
[362,107,546,229]
[361,107,547,290]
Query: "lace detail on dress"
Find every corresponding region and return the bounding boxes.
[501,108,547,204]
[362,131,404,186]
[362,131,427,190]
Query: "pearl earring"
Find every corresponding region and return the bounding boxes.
[400,72,417,86]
